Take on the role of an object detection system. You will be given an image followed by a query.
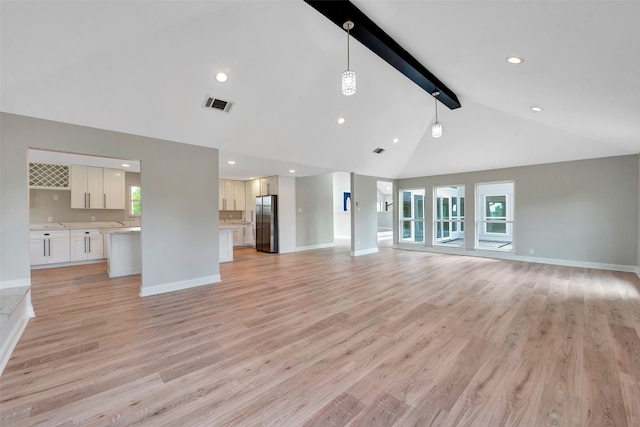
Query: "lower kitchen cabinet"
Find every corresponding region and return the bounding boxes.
[70,229,104,261]
[232,227,243,247]
[29,230,70,265]
[219,228,233,262]
[243,224,255,247]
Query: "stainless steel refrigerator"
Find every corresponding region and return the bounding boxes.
[256,195,278,253]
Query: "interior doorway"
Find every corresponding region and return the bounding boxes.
[27,149,142,294]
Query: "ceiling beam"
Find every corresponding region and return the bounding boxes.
[304,0,461,110]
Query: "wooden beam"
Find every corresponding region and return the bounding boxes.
[304,0,462,110]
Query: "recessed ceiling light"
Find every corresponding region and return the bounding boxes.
[227,160,236,165]
[507,56,523,64]
[289,169,296,173]
[392,138,399,143]
[337,117,346,125]
[531,106,543,112]
[215,72,228,83]
[121,163,130,168]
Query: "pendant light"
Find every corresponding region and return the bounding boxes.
[432,91,442,138]
[342,20,356,96]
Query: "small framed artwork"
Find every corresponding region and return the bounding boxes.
[343,192,351,211]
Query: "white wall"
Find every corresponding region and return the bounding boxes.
[1,113,220,294]
[333,172,351,239]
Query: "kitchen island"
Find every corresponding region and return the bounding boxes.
[101,227,141,278]
[219,226,233,262]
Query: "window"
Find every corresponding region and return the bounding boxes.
[475,182,513,250]
[434,185,465,246]
[399,189,425,243]
[130,185,141,216]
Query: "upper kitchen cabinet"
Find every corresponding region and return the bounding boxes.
[71,165,103,208]
[70,165,124,209]
[233,181,246,211]
[219,179,246,211]
[102,168,125,209]
[260,176,278,196]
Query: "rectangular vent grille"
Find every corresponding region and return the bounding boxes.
[372,148,385,154]
[29,163,70,189]
[203,96,232,112]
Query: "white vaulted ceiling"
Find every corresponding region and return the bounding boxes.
[2,1,639,180]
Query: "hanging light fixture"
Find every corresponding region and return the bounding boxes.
[432,91,442,138]
[342,20,356,96]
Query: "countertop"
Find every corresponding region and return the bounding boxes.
[100,227,141,234]
[30,221,140,231]
[219,222,252,229]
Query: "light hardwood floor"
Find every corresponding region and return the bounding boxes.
[1,246,639,426]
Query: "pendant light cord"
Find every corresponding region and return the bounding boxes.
[346,26,350,70]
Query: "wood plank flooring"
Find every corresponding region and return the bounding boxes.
[1,246,639,426]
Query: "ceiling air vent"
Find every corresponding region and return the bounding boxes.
[372,148,385,154]
[203,96,232,112]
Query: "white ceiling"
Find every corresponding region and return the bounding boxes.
[2,1,639,181]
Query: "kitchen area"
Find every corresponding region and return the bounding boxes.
[218,175,278,261]
[28,151,142,278]
[28,150,281,271]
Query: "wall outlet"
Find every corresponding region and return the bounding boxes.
[91,216,96,221]
[47,216,53,222]
[529,248,535,255]
[53,194,58,201]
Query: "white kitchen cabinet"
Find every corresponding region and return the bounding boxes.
[71,165,103,209]
[232,227,243,247]
[233,181,246,211]
[218,180,226,211]
[219,228,233,262]
[245,179,259,221]
[243,223,255,247]
[260,176,278,196]
[70,229,104,261]
[219,179,246,211]
[102,168,125,209]
[70,165,124,209]
[29,230,70,265]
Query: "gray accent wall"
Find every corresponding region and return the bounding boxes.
[1,113,220,293]
[296,174,334,249]
[351,173,379,255]
[397,155,638,267]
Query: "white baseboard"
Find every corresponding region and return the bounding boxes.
[396,244,637,273]
[636,266,640,280]
[30,259,105,270]
[0,278,31,289]
[350,247,379,257]
[296,243,335,252]
[139,274,221,297]
[0,294,31,376]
